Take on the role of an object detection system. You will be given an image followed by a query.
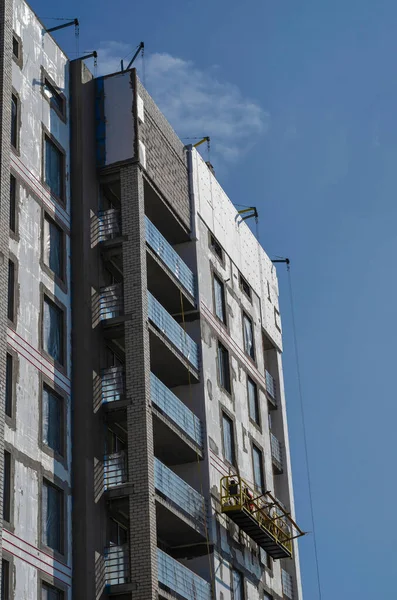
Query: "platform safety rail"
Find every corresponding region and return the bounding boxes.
[220,476,304,559]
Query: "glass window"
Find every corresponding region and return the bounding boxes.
[5,353,12,418]
[12,35,19,58]
[232,569,244,600]
[109,518,128,546]
[218,342,231,393]
[210,234,223,261]
[240,274,251,299]
[214,274,226,323]
[264,593,273,600]
[252,445,264,491]
[1,559,10,600]
[44,215,63,279]
[41,582,64,600]
[42,385,63,455]
[42,480,63,552]
[7,261,15,322]
[243,313,255,360]
[43,296,63,365]
[44,136,63,200]
[222,413,235,465]
[9,175,16,233]
[11,95,18,149]
[3,452,11,522]
[247,377,259,425]
[43,78,65,117]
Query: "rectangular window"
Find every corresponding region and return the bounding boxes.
[43,296,64,365]
[3,452,11,522]
[252,445,265,491]
[11,94,18,149]
[218,341,231,393]
[214,274,226,323]
[210,234,223,261]
[247,377,259,425]
[42,582,64,600]
[243,313,255,360]
[7,261,15,322]
[44,136,64,200]
[42,385,63,455]
[12,35,19,59]
[232,569,244,600]
[9,175,16,233]
[42,480,63,553]
[109,517,128,546]
[1,559,9,600]
[222,413,235,465]
[44,215,63,280]
[5,354,13,419]
[43,77,65,118]
[240,274,251,299]
[264,593,273,600]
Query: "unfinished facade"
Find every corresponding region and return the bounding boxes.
[0,0,304,598]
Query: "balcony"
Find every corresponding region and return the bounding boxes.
[265,370,277,408]
[98,209,122,242]
[105,544,129,586]
[145,217,195,310]
[101,366,125,404]
[104,451,127,489]
[158,549,211,600]
[99,283,124,322]
[151,373,203,463]
[148,292,199,386]
[220,476,305,559]
[270,432,283,474]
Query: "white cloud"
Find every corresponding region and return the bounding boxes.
[96,43,269,164]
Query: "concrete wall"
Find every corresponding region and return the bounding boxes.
[5,0,72,596]
[191,148,302,600]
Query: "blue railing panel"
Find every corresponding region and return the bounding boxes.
[145,217,195,298]
[150,373,203,447]
[158,549,211,600]
[147,292,199,370]
[154,458,206,525]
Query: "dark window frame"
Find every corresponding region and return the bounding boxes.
[41,381,65,459]
[209,232,224,263]
[1,556,11,600]
[11,90,20,153]
[41,478,65,556]
[41,210,67,288]
[242,311,255,361]
[7,259,15,324]
[39,576,66,600]
[12,31,22,69]
[221,410,236,466]
[3,451,11,524]
[41,67,67,122]
[252,443,265,492]
[239,273,251,300]
[247,376,260,426]
[213,272,227,325]
[9,174,17,235]
[5,349,17,428]
[217,340,232,394]
[231,568,245,600]
[42,128,66,205]
[41,287,67,372]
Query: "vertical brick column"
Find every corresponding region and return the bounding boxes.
[0,0,13,581]
[121,164,158,599]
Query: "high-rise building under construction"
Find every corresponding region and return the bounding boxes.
[0,1,304,598]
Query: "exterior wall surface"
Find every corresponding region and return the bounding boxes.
[4,1,72,596]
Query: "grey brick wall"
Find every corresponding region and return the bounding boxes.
[0,0,13,581]
[136,76,191,231]
[121,164,158,599]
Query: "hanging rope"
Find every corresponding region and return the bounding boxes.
[287,265,323,600]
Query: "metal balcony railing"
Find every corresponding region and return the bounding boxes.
[157,549,211,600]
[270,432,283,472]
[105,544,129,586]
[147,292,199,370]
[282,569,294,599]
[145,217,195,298]
[104,451,127,489]
[98,209,122,241]
[99,283,124,321]
[101,366,125,403]
[154,458,206,526]
[265,370,277,404]
[150,373,203,447]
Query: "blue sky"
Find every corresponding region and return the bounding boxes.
[37,0,397,597]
